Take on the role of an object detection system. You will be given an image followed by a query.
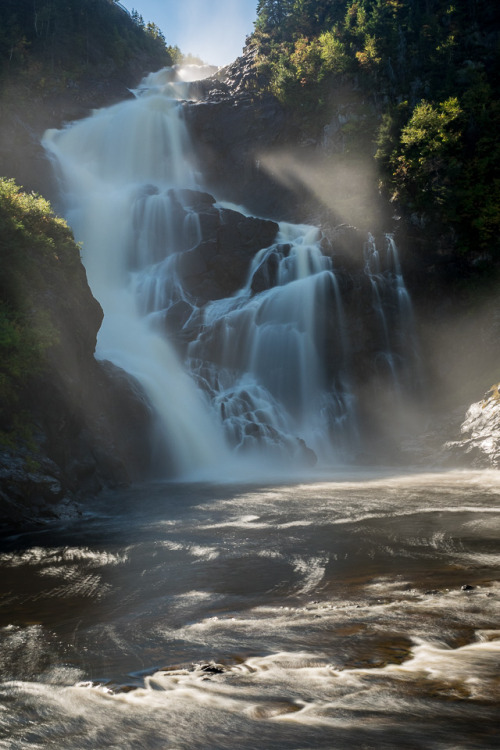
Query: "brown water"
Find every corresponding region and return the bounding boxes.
[1,469,499,749]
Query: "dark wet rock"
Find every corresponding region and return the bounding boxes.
[172,200,278,306]
[245,422,261,438]
[324,224,366,269]
[184,49,299,220]
[295,438,318,468]
[461,584,475,591]
[250,249,281,294]
[175,189,216,212]
[163,300,195,336]
[0,449,78,530]
[198,662,225,675]
[1,358,157,532]
[177,246,209,277]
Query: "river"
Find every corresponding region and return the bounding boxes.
[1,469,499,748]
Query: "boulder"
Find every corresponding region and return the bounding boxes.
[174,201,279,306]
[443,384,500,468]
[0,450,76,531]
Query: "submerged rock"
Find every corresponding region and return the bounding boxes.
[197,662,225,675]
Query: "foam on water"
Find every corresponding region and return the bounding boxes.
[1,473,499,747]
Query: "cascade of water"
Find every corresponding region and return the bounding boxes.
[187,223,358,463]
[363,232,420,397]
[43,64,419,474]
[43,67,230,478]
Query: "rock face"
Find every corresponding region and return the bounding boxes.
[172,191,279,305]
[443,385,500,468]
[184,49,300,220]
[1,354,157,533]
[0,228,157,532]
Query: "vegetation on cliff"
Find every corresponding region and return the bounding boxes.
[0,0,177,89]
[0,174,156,519]
[251,0,500,259]
[0,177,92,445]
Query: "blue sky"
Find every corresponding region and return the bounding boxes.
[120,0,259,66]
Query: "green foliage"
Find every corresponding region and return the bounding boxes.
[392,97,463,210]
[318,30,350,75]
[0,178,81,437]
[251,0,500,258]
[0,0,174,85]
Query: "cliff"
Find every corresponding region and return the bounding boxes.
[0,179,156,530]
[0,1,176,529]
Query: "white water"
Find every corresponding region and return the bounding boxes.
[43,67,230,478]
[43,65,419,477]
[187,222,357,463]
[1,470,499,748]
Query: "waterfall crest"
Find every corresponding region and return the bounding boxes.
[43,65,420,476]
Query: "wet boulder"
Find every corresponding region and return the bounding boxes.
[443,384,500,468]
[175,202,279,305]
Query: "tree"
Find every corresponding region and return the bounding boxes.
[131,8,145,28]
[392,97,463,212]
[256,0,293,28]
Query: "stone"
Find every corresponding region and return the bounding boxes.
[198,662,225,675]
[443,384,500,468]
[171,203,278,306]
[295,438,318,467]
[175,189,216,211]
[183,49,298,219]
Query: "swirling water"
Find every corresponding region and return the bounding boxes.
[1,471,499,748]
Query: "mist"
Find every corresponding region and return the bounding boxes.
[258,147,382,234]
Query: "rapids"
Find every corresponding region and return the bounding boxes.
[1,471,499,748]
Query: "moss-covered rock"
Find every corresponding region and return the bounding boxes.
[0,179,156,530]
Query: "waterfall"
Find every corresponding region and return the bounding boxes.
[363,232,421,397]
[186,222,357,464]
[43,67,230,478]
[43,65,419,475]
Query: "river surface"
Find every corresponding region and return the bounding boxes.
[1,469,499,748]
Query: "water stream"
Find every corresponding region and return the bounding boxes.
[1,472,499,748]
